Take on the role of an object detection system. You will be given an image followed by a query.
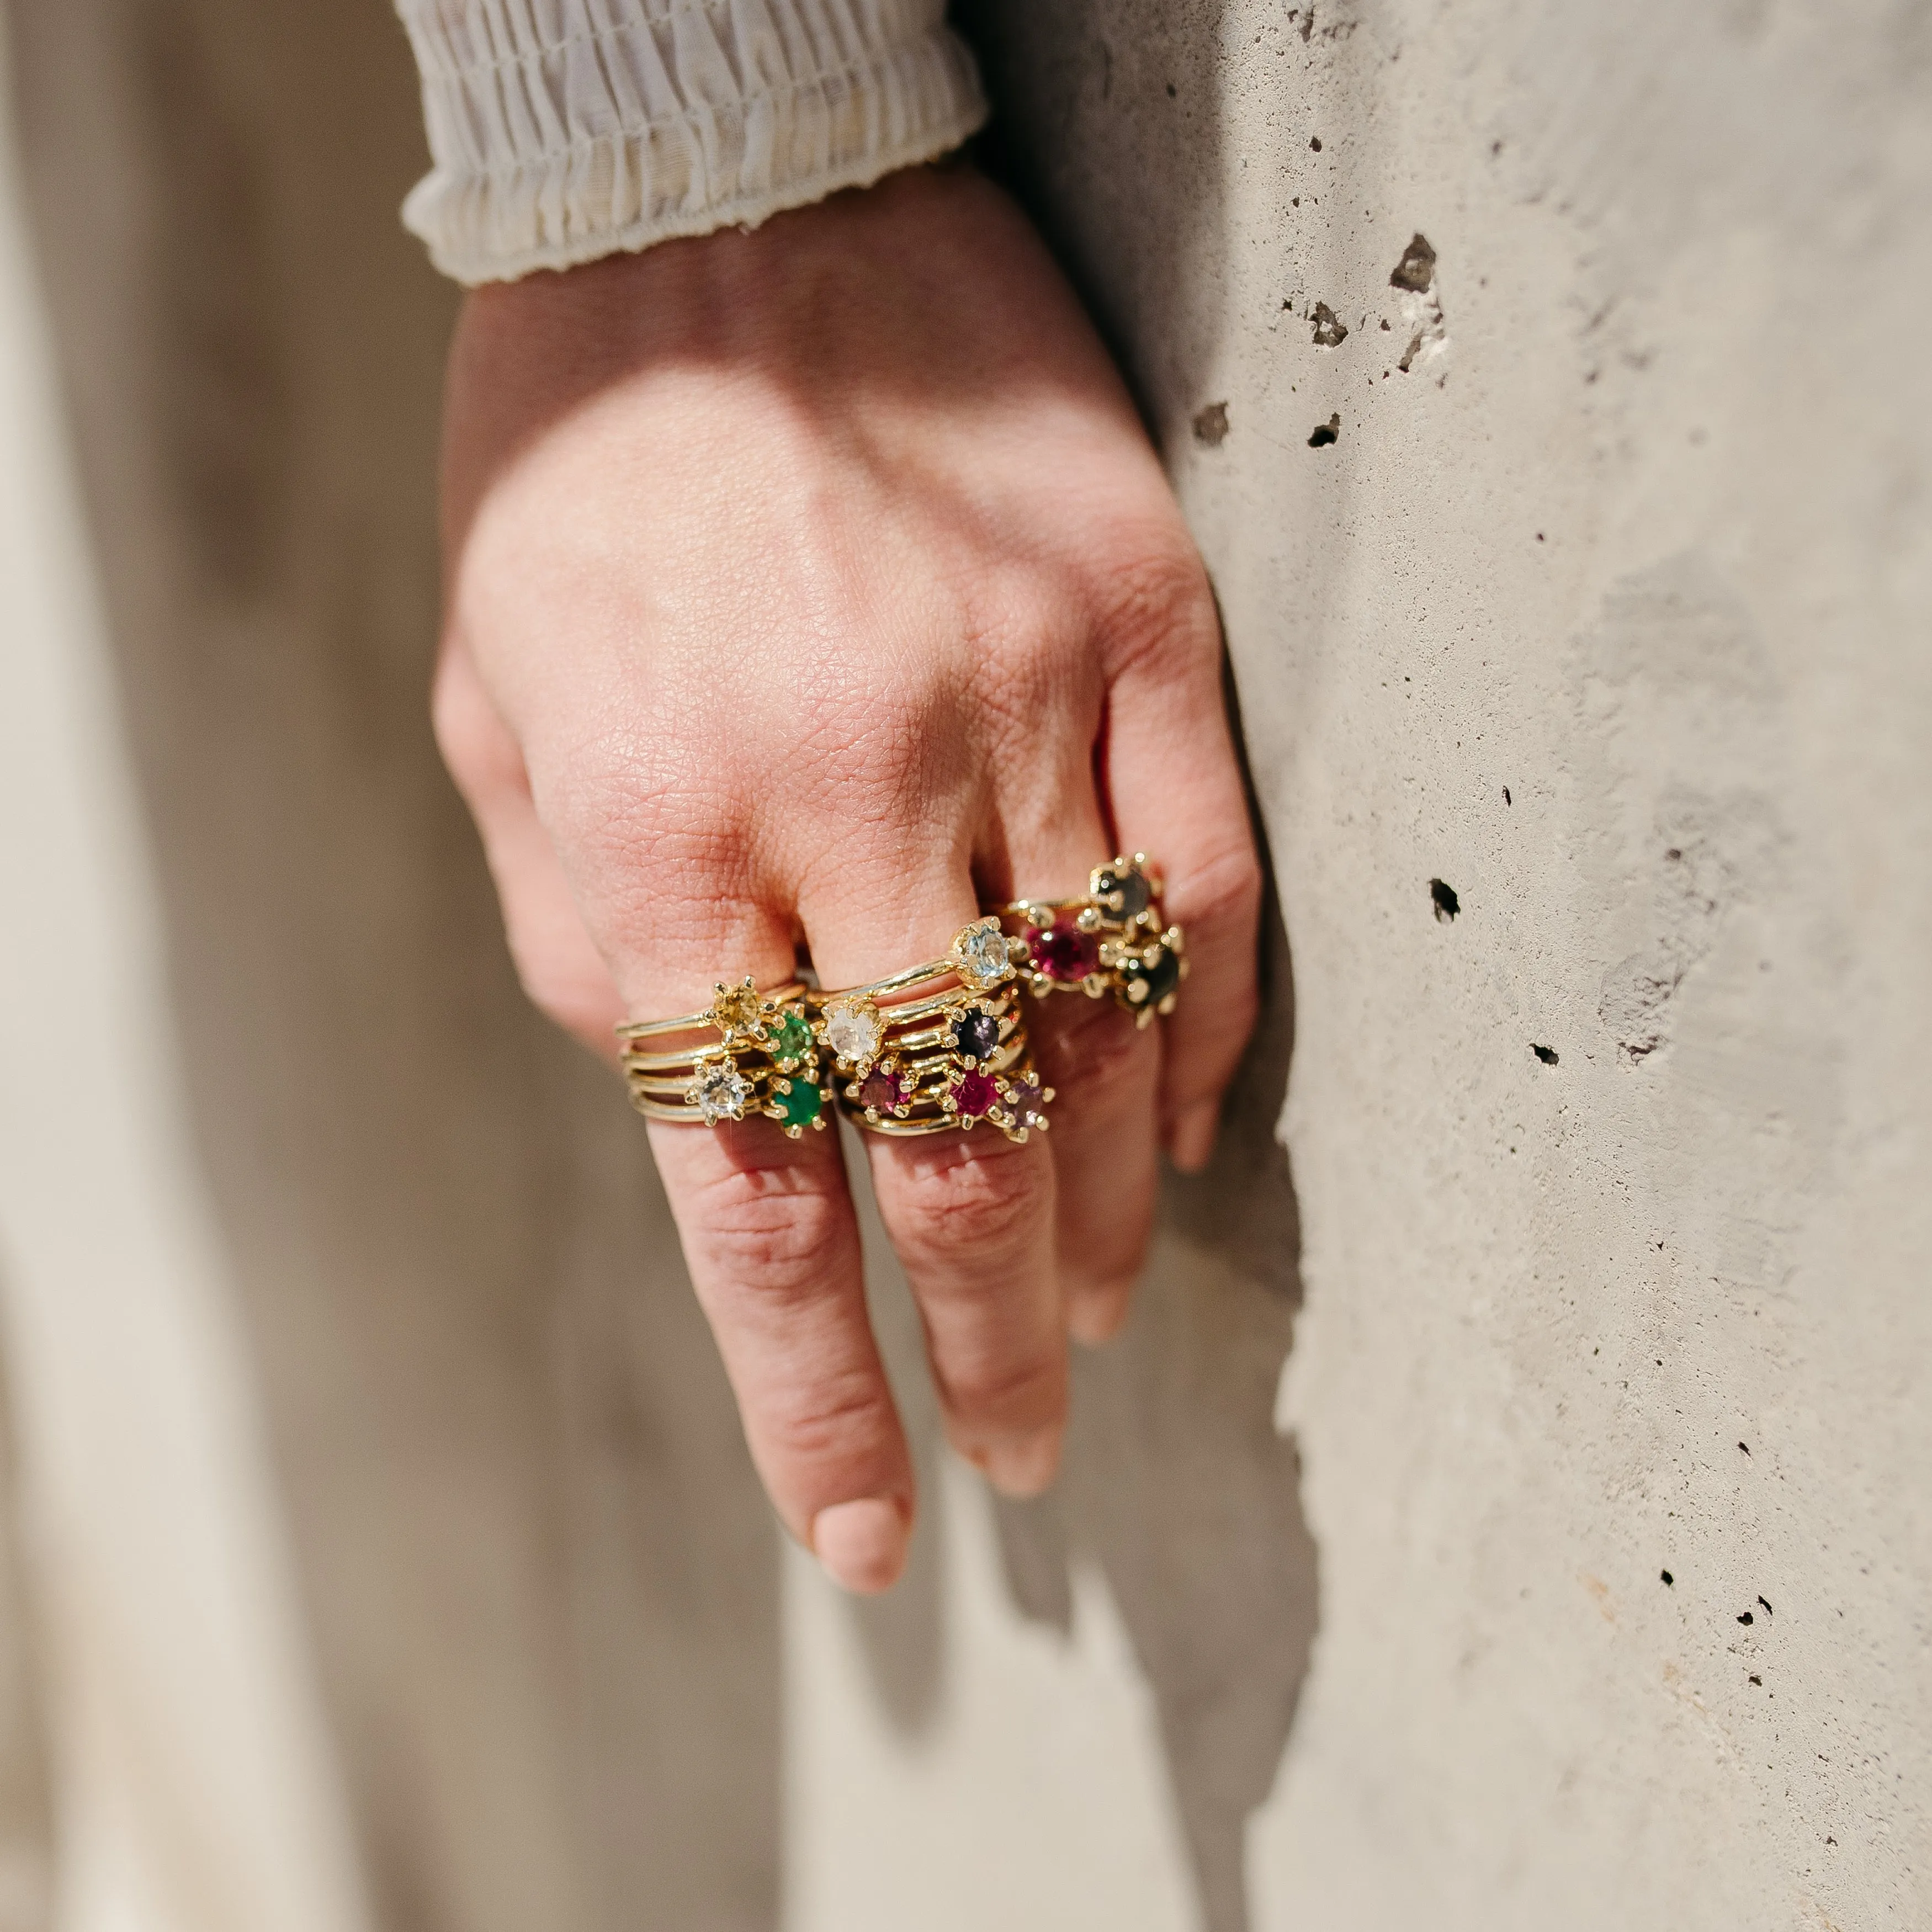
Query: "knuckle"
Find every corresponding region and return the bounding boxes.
[759,1366,898,1468]
[509,949,609,1044]
[1094,536,1219,675]
[682,1160,849,1302]
[1176,837,1265,940]
[431,646,523,798]
[887,1141,1048,1262]
[938,1349,1063,1434]
[1040,1000,1155,1108]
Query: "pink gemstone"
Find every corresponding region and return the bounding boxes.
[951,1070,996,1119]
[1031,919,1099,982]
[858,1066,906,1112]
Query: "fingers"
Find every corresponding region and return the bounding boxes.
[1027,991,1160,1343]
[999,794,1161,1347]
[1101,562,1264,1173]
[436,639,914,1593]
[803,857,1068,1499]
[651,1123,913,1593]
[432,638,626,1057]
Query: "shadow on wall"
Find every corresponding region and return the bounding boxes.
[1001,873,1314,1932]
[848,851,1315,1932]
[875,17,1319,1928]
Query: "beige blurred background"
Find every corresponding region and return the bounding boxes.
[0,3,1926,1930]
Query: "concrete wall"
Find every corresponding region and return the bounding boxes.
[0,2,1924,1930]
[964,3,1932,1923]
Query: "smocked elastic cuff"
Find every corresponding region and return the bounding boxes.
[396,0,988,285]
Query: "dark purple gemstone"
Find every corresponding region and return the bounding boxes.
[952,1010,1000,1060]
[857,1066,906,1112]
[952,1070,996,1118]
[1097,866,1153,921]
[1031,920,1100,982]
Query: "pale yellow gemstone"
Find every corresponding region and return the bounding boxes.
[711,981,764,1037]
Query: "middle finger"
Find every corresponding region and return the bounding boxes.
[804,855,1068,1498]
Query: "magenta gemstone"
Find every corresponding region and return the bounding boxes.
[1031,920,1100,982]
[951,1070,997,1119]
[858,1066,906,1113]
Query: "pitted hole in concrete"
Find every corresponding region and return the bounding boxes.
[1310,136,1322,151]
[1750,1674,1764,1685]
[1390,233,1438,293]
[1532,1043,1559,1065]
[1165,81,1176,97]
[1758,1595,1774,1616]
[1310,302,1349,348]
[1308,413,1341,448]
[1192,402,1229,447]
[1429,878,1459,921]
[1389,234,1449,374]
[1739,1441,1751,1455]
[1738,1610,1755,1625]
[1503,787,1512,805]
[1661,1569,1675,1586]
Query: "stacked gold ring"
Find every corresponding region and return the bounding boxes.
[618,979,831,1137]
[998,853,1189,1028]
[818,919,1054,1144]
[615,863,1185,1139]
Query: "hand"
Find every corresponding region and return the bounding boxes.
[433,166,1260,1593]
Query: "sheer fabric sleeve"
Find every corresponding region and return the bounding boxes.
[394,0,988,285]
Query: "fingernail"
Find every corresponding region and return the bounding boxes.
[1170,1101,1220,1174]
[980,1427,1063,1499]
[810,1497,909,1595]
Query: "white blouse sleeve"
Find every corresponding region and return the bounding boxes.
[394,0,988,285]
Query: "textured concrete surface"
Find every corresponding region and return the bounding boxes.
[0,2,1925,1930]
[971,2,1932,1924]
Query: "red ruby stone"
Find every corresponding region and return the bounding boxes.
[1031,919,1100,982]
[951,1070,996,1119]
[858,1066,906,1113]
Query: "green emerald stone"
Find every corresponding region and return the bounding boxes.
[766,1010,813,1064]
[779,1076,822,1128]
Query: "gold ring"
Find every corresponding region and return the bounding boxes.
[819,920,1049,1143]
[998,854,1188,1027]
[617,979,830,1136]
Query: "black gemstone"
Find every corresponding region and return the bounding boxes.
[1129,946,1182,1007]
[953,1010,1000,1060]
[1098,867,1152,921]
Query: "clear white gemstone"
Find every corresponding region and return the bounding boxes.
[958,923,1012,985]
[691,1060,753,1126]
[825,1002,883,1064]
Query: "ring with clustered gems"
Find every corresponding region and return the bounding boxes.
[818,919,1052,1143]
[618,979,830,1137]
[998,854,1188,1027]
[614,864,1184,1138]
